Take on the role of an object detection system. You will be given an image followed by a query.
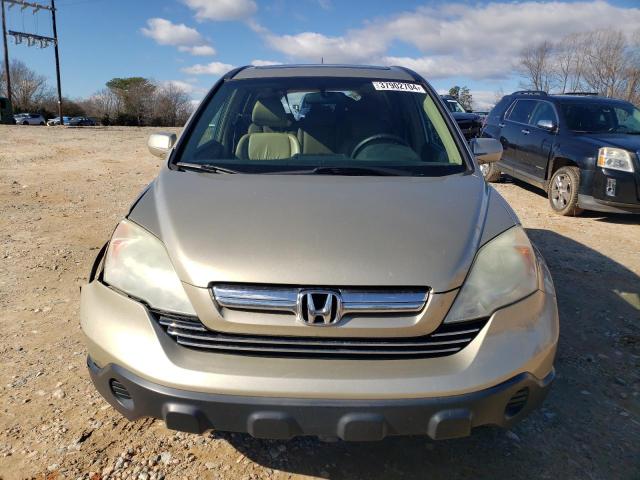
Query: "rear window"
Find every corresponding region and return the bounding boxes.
[507,100,537,124]
[487,96,512,124]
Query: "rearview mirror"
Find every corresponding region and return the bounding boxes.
[470,137,502,164]
[148,132,177,158]
[536,119,556,131]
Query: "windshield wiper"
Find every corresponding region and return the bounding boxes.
[175,162,239,174]
[277,166,409,176]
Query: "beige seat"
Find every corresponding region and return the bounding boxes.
[247,97,292,134]
[235,97,301,160]
[235,132,300,160]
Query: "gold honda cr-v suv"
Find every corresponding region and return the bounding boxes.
[81,65,558,441]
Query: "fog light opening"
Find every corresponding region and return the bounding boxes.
[109,379,134,409]
[505,387,529,418]
[606,177,617,197]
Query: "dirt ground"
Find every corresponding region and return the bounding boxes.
[0,125,638,480]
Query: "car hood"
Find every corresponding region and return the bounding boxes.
[451,112,480,122]
[577,133,640,152]
[129,169,517,292]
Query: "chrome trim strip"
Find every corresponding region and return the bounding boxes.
[175,338,462,356]
[166,327,471,347]
[213,285,298,312]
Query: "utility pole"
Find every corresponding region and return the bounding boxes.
[4,0,62,121]
[1,0,11,103]
[50,0,61,120]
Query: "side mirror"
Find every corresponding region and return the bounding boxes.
[148,132,177,158]
[536,119,556,131]
[470,137,502,164]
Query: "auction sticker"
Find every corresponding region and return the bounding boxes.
[372,81,425,93]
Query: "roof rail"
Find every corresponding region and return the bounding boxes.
[512,90,548,96]
[561,92,599,96]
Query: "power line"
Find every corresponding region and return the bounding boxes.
[4,0,52,12]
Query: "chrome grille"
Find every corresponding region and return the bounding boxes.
[154,311,487,359]
[212,284,429,316]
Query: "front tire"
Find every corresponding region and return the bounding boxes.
[480,162,501,182]
[22,121,28,125]
[548,166,583,216]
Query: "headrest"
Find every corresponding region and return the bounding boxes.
[252,97,289,128]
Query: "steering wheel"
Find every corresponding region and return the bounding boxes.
[350,134,409,158]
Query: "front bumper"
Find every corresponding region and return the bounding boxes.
[88,357,554,440]
[580,167,640,213]
[82,279,558,440]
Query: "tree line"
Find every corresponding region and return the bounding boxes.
[518,29,640,105]
[0,59,194,126]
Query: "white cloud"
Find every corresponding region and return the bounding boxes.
[317,0,332,10]
[250,59,281,66]
[264,30,386,64]
[141,18,215,56]
[183,0,257,21]
[256,1,640,80]
[182,61,236,76]
[179,44,217,56]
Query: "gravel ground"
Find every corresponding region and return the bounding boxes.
[0,125,638,480]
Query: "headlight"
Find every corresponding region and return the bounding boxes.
[103,219,196,315]
[597,147,634,173]
[445,226,538,323]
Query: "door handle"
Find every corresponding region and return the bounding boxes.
[498,123,505,128]
[521,128,530,135]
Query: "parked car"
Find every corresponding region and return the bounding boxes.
[81,65,558,441]
[474,110,490,125]
[47,116,71,126]
[14,113,46,125]
[440,95,483,139]
[0,96,15,124]
[482,91,640,215]
[69,116,96,126]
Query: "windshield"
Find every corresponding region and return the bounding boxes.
[444,99,466,114]
[559,101,640,134]
[177,77,466,176]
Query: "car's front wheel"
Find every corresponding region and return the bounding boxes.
[480,162,501,182]
[22,121,28,125]
[548,166,583,216]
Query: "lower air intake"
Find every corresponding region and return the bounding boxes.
[505,387,529,417]
[153,311,488,360]
[110,379,133,407]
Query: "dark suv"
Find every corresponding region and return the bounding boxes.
[482,91,640,215]
[441,95,482,140]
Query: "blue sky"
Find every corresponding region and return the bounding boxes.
[3,0,640,109]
